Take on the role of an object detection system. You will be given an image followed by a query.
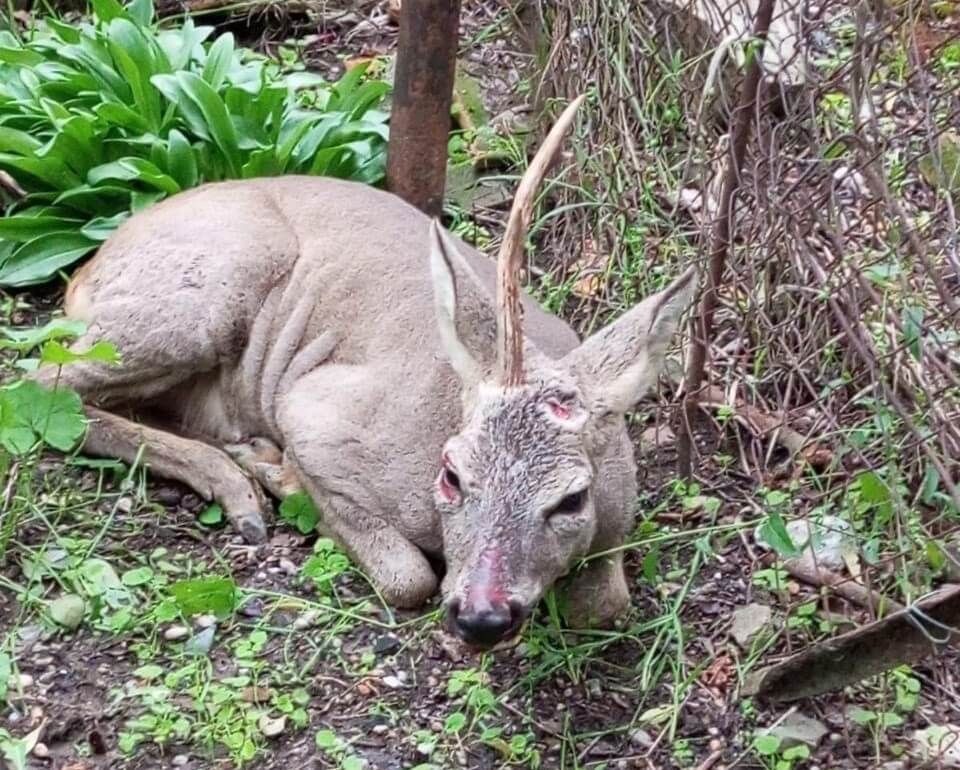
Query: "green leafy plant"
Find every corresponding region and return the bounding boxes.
[315,728,364,770]
[751,734,811,770]
[300,537,350,595]
[168,576,238,619]
[279,491,320,534]
[0,0,389,286]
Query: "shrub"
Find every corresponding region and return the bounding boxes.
[0,0,390,287]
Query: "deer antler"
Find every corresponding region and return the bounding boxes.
[496,93,587,387]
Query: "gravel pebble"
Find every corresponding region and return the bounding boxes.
[164,625,190,641]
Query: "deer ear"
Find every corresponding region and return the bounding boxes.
[562,267,698,415]
[428,220,497,387]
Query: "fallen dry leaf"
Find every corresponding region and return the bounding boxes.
[571,236,607,299]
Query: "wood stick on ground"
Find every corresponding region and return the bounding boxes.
[744,584,960,702]
[697,385,818,458]
[677,0,777,478]
[765,552,904,615]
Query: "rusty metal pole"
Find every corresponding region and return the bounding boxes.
[386,0,462,217]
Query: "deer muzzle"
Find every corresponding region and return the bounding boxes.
[445,547,530,648]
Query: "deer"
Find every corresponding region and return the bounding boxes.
[29,95,697,649]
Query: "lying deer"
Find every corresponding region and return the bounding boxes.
[31,96,696,648]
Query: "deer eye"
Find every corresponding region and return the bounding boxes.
[547,490,587,518]
[442,467,461,491]
[437,455,462,504]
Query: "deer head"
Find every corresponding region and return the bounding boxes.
[429,96,698,648]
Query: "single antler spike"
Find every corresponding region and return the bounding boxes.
[496,93,587,387]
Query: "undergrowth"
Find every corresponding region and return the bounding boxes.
[0,0,389,287]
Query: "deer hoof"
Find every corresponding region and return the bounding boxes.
[235,514,269,544]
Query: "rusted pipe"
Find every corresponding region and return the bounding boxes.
[386,0,462,217]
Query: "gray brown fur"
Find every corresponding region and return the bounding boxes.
[32,175,696,646]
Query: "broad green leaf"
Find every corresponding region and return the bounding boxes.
[0,215,85,243]
[81,212,129,241]
[88,158,180,195]
[0,381,85,452]
[0,392,36,454]
[171,71,241,175]
[0,127,43,156]
[106,19,162,130]
[0,152,81,191]
[165,129,198,189]
[76,558,123,597]
[95,100,151,132]
[0,232,97,287]
[757,510,800,558]
[54,184,131,216]
[198,503,224,525]
[122,566,155,586]
[169,577,237,619]
[279,492,320,534]
[0,47,44,67]
[90,0,127,23]
[202,33,234,90]
[28,384,87,451]
[848,707,876,725]
[127,0,156,27]
[40,339,120,366]
[0,318,86,352]
[752,734,781,756]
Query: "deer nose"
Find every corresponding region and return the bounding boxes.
[448,599,521,647]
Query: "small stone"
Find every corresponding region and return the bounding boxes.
[240,598,263,618]
[730,603,773,648]
[17,674,33,689]
[32,742,49,758]
[186,626,216,655]
[372,724,389,735]
[881,763,905,770]
[258,713,286,738]
[153,486,183,507]
[164,625,190,641]
[629,728,653,748]
[911,724,960,767]
[49,594,86,630]
[416,742,434,757]
[116,496,133,513]
[171,755,189,767]
[373,634,401,656]
[586,679,602,698]
[293,610,321,630]
[709,738,723,752]
[754,514,854,571]
[396,670,408,683]
[181,493,201,511]
[194,614,217,629]
[278,558,297,575]
[763,712,828,750]
[381,675,403,689]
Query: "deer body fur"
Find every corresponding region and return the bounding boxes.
[34,101,696,648]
